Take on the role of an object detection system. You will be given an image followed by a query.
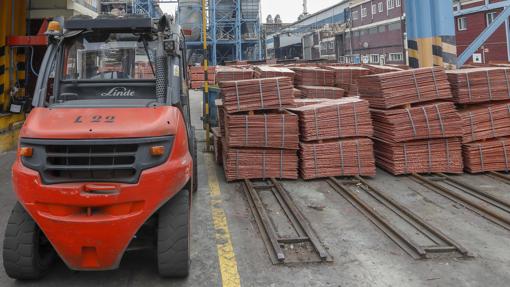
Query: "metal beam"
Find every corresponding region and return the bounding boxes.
[454,1,510,17]
[457,5,510,67]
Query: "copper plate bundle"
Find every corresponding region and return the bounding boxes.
[358,67,453,109]
[293,98,331,107]
[299,138,376,179]
[219,77,295,113]
[299,86,345,99]
[326,66,371,94]
[463,137,510,173]
[371,102,463,142]
[289,98,373,142]
[254,65,296,82]
[446,67,510,104]
[222,147,298,181]
[291,67,336,87]
[459,102,510,143]
[374,138,463,175]
[224,112,299,150]
[216,66,254,83]
[216,99,225,135]
[293,88,302,98]
[362,64,403,74]
[212,127,223,165]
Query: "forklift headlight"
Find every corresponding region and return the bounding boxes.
[19,147,33,157]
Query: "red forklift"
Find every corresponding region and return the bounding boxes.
[2,14,197,279]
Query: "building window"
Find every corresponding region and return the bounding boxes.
[395,0,401,7]
[388,22,401,31]
[457,17,467,31]
[389,53,404,62]
[338,56,346,64]
[352,11,359,20]
[369,27,378,34]
[486,12,497,26]
[378,25,386,33]
[361,7,367,18]
[387,0,395,10]
[378,2,384,12]
[372,4,377,15]
[370,54,380,64]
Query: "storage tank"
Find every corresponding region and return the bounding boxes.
[178,0,202,41]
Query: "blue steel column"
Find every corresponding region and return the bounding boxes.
[236,0,242,60]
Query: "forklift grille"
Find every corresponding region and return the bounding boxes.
[20,136,174,184]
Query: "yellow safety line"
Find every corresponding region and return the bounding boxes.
[206,155,241,287]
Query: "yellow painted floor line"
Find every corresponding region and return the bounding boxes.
[206,155,241,287]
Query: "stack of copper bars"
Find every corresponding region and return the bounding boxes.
[293,98,330,107]
[254,66,296,82]
[220,77,298,181]
[289,98,376,179]
[463,138,510,173]
[291,67,336,87]
[358,67,452,109]
[362,64,403,74]
[363,67,464,175]
[327,66,371,96]
[219,77,295,113]
[298,86,345,99]
[293,88,302,98]
[216,66,254,83]
[446,68,510,104]
[188,66,216,89]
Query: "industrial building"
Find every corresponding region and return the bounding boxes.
[2,1,510,287]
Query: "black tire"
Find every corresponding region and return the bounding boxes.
[3,202,56,280]
[191,126,198,193]
[157,189,190,278]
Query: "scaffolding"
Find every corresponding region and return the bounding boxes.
[181,0,262,65]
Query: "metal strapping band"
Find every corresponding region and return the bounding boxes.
[259,79,264,108]
[314,108,320,140]
[353,102,359,136]
[313,144,318,177]
[412,70,421,100]
[280,150,284,178]
[356,140,361,174]
[445,139,451,171]
[431,68,440,98]
[235,82,241,111]
[339,142,345,176]
[466,73,472,102]
[486,70,493,101]
[505,69,510,98]
[406,109,417,137]
[434,104,446,137]
[264,114,268,147]
[488,107,496,138]
[422,106,431,137]
[478,144,485,172]
[469,112,476,142]
[276,78,282,107]
[245,115,249,145]
[336,105,342,138]
[281,114,285,148]
[503,141,509,172]
[262,150,266,179]
[403,143,409,174]
[427,141,432,173]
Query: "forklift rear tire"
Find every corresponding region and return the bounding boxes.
[2,202,56,280]
[157,189,190,278]
[191,126,198,193]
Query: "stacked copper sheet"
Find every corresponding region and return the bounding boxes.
[459,103,510,143]
[374,138,463,175]
[371,102,463,142]
[362,64,403,74]
[463,137,510,173]
[224,112,299,149]
[293,88,302,98]
[299,138,376,179]
[358,67,452,109]
[212,127,223,165]
[254,66,295,82]
[292,67,335,87]
[293,98,331,107]
[327,66,371,96]
[216,99,225,136]
[289,98,373,142]
[446,68,510,104]
[219,77,295,113]
[216,66,254,83]
[222,147,298,181]
[188,66,216,89]
[298,86,345,99]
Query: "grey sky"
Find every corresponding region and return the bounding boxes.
[160,0,341,24]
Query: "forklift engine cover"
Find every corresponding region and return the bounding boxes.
[12,106,192,270]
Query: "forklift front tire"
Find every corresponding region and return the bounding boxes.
[157,189,191,277]
[3,202,56,280]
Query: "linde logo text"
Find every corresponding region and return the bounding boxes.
[100,87,135,97]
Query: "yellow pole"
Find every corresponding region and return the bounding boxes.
[202,0,211,152]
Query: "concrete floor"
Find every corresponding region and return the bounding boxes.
[1,90,510,286]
